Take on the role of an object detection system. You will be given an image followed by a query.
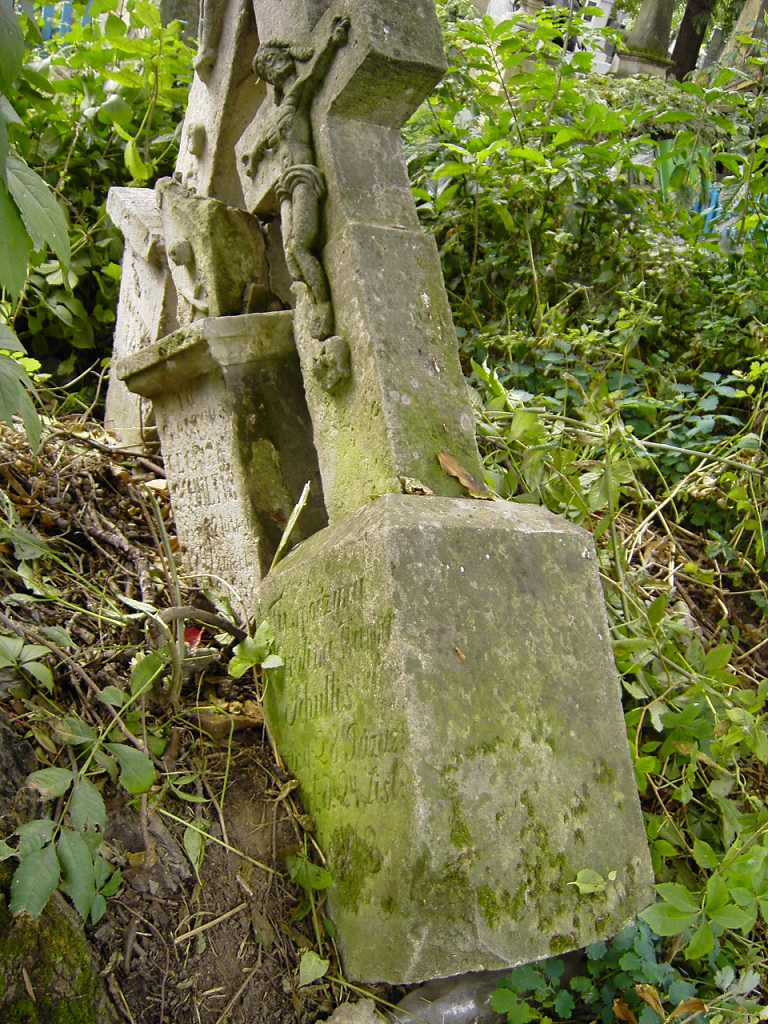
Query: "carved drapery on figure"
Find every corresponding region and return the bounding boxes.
[241,16,352,393]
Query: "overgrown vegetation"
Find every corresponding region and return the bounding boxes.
[0,0,767,1021]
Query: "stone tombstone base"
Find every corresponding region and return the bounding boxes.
[610,51,671,77]
[118,312,327,602]
[257,495,654,984]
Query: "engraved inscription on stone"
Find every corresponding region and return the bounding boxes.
[156,376,264,600]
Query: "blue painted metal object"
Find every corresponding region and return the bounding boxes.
[39,0,91,40]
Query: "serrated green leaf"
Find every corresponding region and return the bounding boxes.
[26,767,74,799]
[298,949,329,987]
[656,882,700,912]
[70,778,106,833]
[57,827,95,920]
[639,902,699,936]
[0,178,31,300]
[16,819,57,857]
[93,855,111,890]
[5,154,70,267]
[0,1,24,97]
[705,873,729,913]
[55,717,97,746]
[707,904,752,931]
[41,625,73,647]
[105,743,155,794]
[0,839,16,860]
[685,917,714,959]
[10,843,59,917]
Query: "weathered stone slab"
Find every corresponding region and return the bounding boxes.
[118,313,327,600]
[257,495,654,984]
[175,0,264,207]
[104,187,178,449]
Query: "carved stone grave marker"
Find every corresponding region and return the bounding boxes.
[115,0,654,987]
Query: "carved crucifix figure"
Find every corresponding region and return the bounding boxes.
[242,17,351,383]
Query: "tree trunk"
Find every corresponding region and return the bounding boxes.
[670,0,717,79]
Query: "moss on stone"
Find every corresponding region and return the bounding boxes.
[593,758,615,785]
[550,933,577,955]
[477,885,502,930]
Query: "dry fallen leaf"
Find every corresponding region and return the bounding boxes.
[399,476,435,496]
[455,646,466,660]
[636,985,665,1020]
[670,999,707,1019]
[612,998,639,1024]
[437,452,491,498]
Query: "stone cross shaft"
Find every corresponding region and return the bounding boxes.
[236,0,485,522]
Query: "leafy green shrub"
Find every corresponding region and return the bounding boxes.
[3,0,193,383]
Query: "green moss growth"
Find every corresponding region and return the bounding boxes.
[0,865,110,1024]
[328,824,382,913]
[477,885,502,929]
[380,895,396,915]
[450,802,474,849]
[594,758,615,785]
[550,933,577,954]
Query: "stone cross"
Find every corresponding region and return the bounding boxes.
[232,0,486,522]
[114,0,654,986]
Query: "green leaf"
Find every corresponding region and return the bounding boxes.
[183,822,206,881]
[97,685,127,707]
[704,873,729,913]
[568,868,606,894]
[105,743,155,794]
[55,717,97,746]
[57,827,95,920]
[131,652,164,695]
[0,1,24,97]
[16,819,57,857]
[0,838,15,860]
[655,882,699,913]
[0,324,25,353]
[553,990,575,1019]
[286,853,332,893]
[100,867,122,898]
[10,843,59,918]
[229,622,275,678]
[22,659,53,690]
[298,949,329,987]
[0,178,31,299]
[70,778,106,833]
[5,154,70,267]
[90,892,107,924]
[124,138,151,181]
[26,767,74,799]
[707,904,752,931]
[685,917,714,959]
[704,645,732,674]
[639,902,699,936]
[692,839,718,870]
[647,595,666,629]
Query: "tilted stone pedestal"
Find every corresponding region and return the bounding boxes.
[118,312,327,601]
[257,495,654,984]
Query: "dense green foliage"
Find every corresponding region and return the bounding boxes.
[409,5,768,1021]
[0,0,192,385]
